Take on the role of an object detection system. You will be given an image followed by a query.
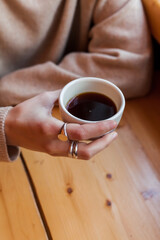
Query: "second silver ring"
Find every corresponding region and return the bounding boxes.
[68,141,78,159]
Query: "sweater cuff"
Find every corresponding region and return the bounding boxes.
[0,107,20,162]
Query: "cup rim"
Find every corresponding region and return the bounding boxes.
[59,77,125,123]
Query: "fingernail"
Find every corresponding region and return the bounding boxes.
[110,131,118,139]
[112,121,117,128]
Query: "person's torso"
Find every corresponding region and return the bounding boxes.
[0,0,97,77]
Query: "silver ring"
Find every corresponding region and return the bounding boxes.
[58,123,68,141]
[63,123,68,137]
[68,141,74,158]
[68,141,78,158]
[72,141,78,159]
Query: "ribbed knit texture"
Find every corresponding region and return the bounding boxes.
[0,107,20,162]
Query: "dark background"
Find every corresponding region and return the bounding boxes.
[153,38,160,70]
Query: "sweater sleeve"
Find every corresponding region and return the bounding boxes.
[0,0,153,107]
[59,0,153,98]
[0,107,20,162]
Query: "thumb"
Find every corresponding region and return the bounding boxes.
[39,90,61,110]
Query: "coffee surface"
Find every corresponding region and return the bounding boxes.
[66,92,117,121]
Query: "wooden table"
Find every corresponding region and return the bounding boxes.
[0,74,160,240]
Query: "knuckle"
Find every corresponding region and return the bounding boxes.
[40,91,51,100]
[81,149,92,160]
[37,121,50,136]
[43,143,53,155]
[97,122,106,132]
[74,128,86,140]
[36,121,57,138]
[37,121,46,134]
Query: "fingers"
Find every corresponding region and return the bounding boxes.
[77,131,118,159]
[65,120,117,140]
[45,119,117,145]
[46,131,118,160]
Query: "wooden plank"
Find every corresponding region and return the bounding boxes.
[21,80,160,240]
[0,157,47,240]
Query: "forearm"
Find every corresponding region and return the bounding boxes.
[0,47,152,108]
[60,0,153,98]
[0,0,153,107]
[59,50,152,99]
[0,62,80,107]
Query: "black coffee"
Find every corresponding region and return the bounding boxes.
[66,92,117,121]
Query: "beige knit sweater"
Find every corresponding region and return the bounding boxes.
[0,0,152,162]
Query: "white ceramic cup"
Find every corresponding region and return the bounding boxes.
[59,77,125,127]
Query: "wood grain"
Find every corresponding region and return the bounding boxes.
[0,157,47,240]
[21,76,160,240]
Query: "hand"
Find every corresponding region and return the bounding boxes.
[5,91,118,160]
